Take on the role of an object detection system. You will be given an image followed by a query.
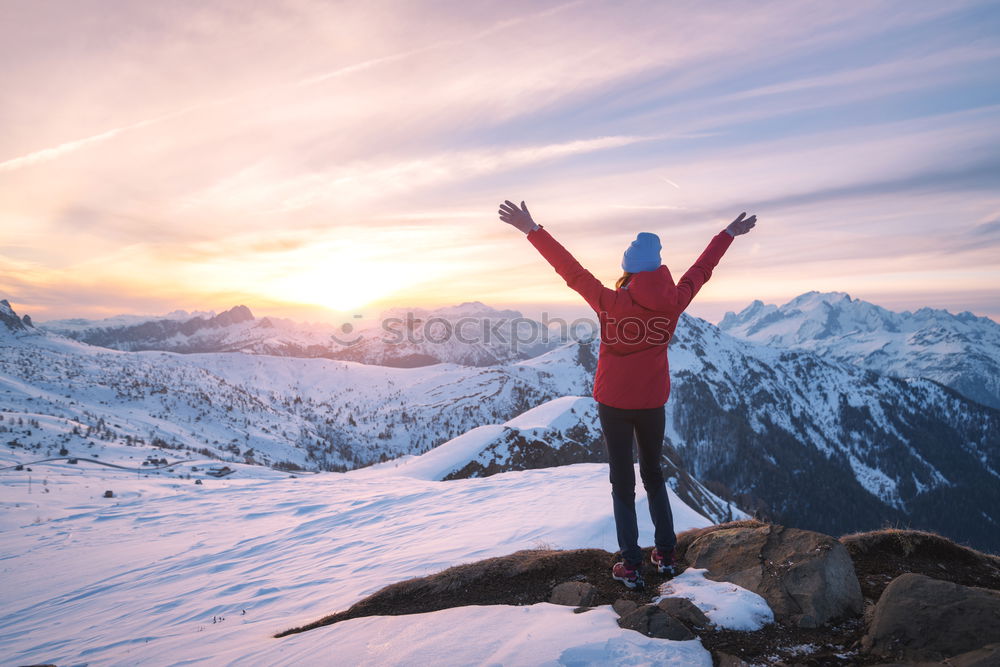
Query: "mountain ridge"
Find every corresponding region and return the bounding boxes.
[720,290,1000,409]
[38,301,561,366]
[3,298,998,551]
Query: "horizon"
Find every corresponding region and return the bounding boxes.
[14,288,1000,330]
[3,1,1000,324]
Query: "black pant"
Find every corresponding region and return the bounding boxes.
[597,401,677,567]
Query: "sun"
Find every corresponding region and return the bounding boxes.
[265,255,402,313]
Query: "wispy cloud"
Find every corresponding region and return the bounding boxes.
[0,1,589,175]
[0,119,153,172]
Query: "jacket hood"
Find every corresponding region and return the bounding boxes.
[625,265,677,312]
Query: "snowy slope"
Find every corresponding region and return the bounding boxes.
[0,314,589,472]
[362,395,746,524]
[0,459,730,665]
[719,291,1000,409]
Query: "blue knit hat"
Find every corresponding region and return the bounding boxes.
[621,232,662,273]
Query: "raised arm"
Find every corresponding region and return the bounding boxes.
[498,200,615,313]
[676,212,757,311]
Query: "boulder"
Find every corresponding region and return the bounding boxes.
[617,604,695,640]
[549,581,599,607]
[612,599,638,617]
[656,597,712,629]
[684,524,862,628]
[862,573,1000,662]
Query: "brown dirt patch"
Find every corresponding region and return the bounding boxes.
[841,528,1000,602]
[699,617,871,665]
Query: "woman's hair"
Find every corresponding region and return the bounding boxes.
[615,271,633,289]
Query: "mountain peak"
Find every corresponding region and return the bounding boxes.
[434,302,522,319]
[212,305,254,326]
[719,291,1000,408]
[784,291,852,309]
[0,299,28,332]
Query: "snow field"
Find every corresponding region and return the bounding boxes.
[238,605,712,667]
[0,460,739,665]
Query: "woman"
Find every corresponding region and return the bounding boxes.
[498,199,756,589]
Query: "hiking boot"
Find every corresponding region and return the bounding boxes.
[651,547,676,575]
[612,561,645,590]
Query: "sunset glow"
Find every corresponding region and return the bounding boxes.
[2,1,998,323]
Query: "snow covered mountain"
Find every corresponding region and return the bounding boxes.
[665,314,1000,552]
[4,299,999,552]
[40,301,561,367]
[42,305,347,357]
[719,291,1000,409]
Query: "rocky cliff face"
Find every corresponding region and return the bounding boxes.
[1,299,31,333]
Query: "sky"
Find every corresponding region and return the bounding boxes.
[2,0,999,326]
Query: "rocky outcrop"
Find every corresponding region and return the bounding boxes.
[277,526,1000,666]
[862,573,1000,662]
[682,523,863,628]
[276,548,675,637]
[549,581,599,607]
[617,604,696,640]
[656,597,712,630]
[1,299,28,332]
[613,594,712,640]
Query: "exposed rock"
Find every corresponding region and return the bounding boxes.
[862,573,1000,662]
[0,299,27,332]
[211,305,254,327]
[612,599,638,617]
[656,596,712,629]
[549,581,598,607]
[617,604,695,640]
[683,523,863,627]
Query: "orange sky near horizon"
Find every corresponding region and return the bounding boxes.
[2,1,999,326]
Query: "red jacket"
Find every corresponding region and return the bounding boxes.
[527,226,733,409]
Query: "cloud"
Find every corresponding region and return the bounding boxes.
[180,133,665,218]
[3,0,999,321]
[744,157,1000,212]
